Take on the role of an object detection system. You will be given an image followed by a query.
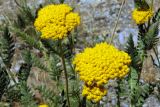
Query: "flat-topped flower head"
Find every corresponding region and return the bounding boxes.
[73,42,131,102]
[34,4,80,40]
[132,8,153,24]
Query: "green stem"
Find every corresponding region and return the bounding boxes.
[59,40,71,107]
[137,70,141,84]
[0,55,17,84]
[117,80,121,107]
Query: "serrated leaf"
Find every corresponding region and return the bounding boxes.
[144,22,159,50]
[12,28,44,50]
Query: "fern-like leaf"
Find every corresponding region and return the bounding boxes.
[36,85,61,106]
[48,54,62,81]
[125,34,135,55]
[20,81,36,106]
[19,6,35,23]
[41,39,59,55]
[137,36,146,61]
[31,53,51,72]
[152,8,160,23]
[0,67,9,99]
[144,22,159,50]
[14,0,35,24]
[125,34,143,71]
[14,14,26,29]
[12,28,44,50]
[18,50,32,82]
[1,26,15,67]
[129,67,150,107]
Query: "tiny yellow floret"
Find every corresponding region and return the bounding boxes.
[132,8,153,24]
[34,4,80,40]
[73,42,131,102]
[82,85,107,102]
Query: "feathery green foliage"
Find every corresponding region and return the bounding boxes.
[36,85,58,106]
[1,26,15,67]
[144,22,159,50]
[36,85,72,107]
[153,8,160,22]
[6,50,34,106]
[126,34,142,71]
[18,50,32,82]
[14,0,35,25]
[12,28,44,51]
[0,26,15,100]
[129,67,150,107]
[49,54,62,81]
[41,39,59,55]
[19,82,36,107]
[31,53,51,72]
[0,68,9,100]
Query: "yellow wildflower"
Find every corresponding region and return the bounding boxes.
[132,8,153,24]
[82,85,107,102]
[39,104,48,107]
[73,42,131,102]
[34,4,80,40]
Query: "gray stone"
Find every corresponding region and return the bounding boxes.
[143,95,160,107]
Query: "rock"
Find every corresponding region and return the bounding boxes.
[118,28,138,46]
[75,0,135,36]
[143,95,160,107]
[141,53,160,84]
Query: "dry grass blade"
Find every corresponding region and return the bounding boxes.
[109,0,126,44]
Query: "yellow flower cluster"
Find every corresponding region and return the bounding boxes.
[34,4,80,40]
[39,104,48,107]
[82,85,107,102]
[73,42,131,102]
[132,8,153,24]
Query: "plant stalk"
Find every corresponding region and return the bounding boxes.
[59,41,71,107]
[151,0,154,10]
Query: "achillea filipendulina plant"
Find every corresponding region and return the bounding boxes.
[34,4,80,40]
[34,4,81,107]
[73,42,131,102]
[132,8,153,24]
